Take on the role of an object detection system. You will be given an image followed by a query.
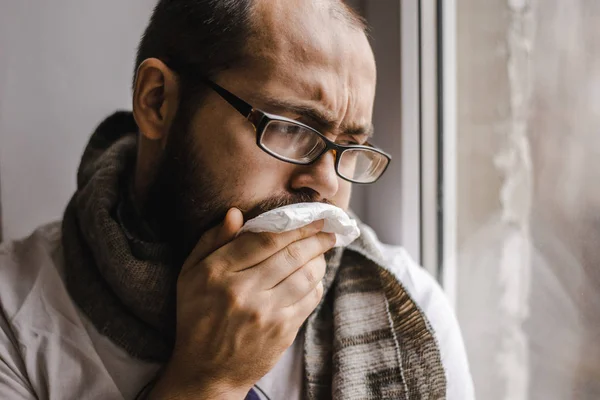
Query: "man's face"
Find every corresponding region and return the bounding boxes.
[150,0,377,253]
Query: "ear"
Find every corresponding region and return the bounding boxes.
[132,58,180,146]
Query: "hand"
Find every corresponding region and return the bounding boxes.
[148,208,335,400]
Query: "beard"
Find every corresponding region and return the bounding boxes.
[142,112,333,264]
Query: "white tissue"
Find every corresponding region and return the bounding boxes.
[239,202,360,247]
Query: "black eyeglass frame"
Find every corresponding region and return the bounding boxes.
[202,78,391,184]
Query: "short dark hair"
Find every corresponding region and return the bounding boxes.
[134,0,367,108]
[134,0,255,105]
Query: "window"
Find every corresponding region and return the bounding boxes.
[360,1,600,397]
[449,0,600,398]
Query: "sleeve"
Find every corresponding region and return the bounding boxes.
[0,309,36,400]
[380,244,476,400]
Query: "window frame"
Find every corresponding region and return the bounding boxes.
[416,0,458,304]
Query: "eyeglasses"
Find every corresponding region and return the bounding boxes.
[202,79,391,184]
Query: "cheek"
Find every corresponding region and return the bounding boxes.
[333,180,352,210]
[196,118,291,197]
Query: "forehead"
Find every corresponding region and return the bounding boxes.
[239,0,376,121]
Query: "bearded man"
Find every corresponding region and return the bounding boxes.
[0,1,473,399]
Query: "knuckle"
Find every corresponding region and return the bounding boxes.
[202,268,221,289]
[224,285,245,309]
[299,223,316,238]
[314,281,325,300]
[205,255,230,274]
[320,232,336,249]
[284,244,303,265]
[314,232,335,252]
[270,314,286,335]
[199,262,229,290]
[247,307,263,323]
[273,314,296,344]
[248,305,271,330]
[316,258,327,280]
[303,262,319,285]
[258,232,279,250]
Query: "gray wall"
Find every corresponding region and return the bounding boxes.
[0,0,154,240]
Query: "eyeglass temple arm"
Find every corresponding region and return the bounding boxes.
[202,79,254,119]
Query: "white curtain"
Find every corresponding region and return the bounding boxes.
[456,0,600,398]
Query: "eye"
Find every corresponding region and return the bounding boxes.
[274,123,303,135]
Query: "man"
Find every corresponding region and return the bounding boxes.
[0,0,473,399]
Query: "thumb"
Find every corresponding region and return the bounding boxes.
[183,208,244,268]
[215,207,245,247]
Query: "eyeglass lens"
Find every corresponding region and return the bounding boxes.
[259,119,388,183]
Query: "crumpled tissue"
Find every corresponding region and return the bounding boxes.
[239,202,360,247]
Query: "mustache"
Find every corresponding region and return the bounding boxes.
[240,189,334,222]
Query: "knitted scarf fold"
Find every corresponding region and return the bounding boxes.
[62,111,446,399]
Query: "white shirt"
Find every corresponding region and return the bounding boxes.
[0,223,474,399]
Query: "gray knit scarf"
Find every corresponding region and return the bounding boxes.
[62,112,446,399]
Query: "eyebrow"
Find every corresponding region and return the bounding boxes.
[254,95,375,138]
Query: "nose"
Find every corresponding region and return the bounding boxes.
[289,149,340,200]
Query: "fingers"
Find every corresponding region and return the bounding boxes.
[269,255,328,308]
[283,279,325,326]
[247,232,335,289]
[182,208,244,273]
[210,219,326,273]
